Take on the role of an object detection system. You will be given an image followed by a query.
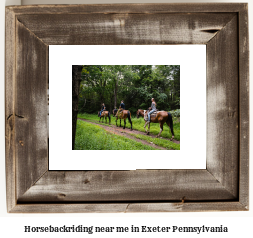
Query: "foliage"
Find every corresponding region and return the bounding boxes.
[170,109,180,117]
[74,120,156,150]
[78,65,180,114]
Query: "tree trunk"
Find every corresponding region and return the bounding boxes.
[110,96,112,113]
[100,94,103,106]
[72,65,83,150]
[114,79,117,108]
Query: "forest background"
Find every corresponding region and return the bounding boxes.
[78,65,180,114]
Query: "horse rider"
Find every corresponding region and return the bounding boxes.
[117,100,125,117]
[119,100,125,110]
[147,98,157,122]
[99,103,106,117]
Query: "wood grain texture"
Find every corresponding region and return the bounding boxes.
[126,202,247,213]
[5,7,16,212]
[18,170,236,202]
[7,3,246,15]
[15,20,48,200]
[206,16,239,198]
[10,202,247,213]
[5,3,249,213]
[16,13,236,45]
[238,4,249,208]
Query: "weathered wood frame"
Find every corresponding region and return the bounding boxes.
[5,4,249,213]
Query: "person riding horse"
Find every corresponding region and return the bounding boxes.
[114,101,132,130]
[119,100,125,110]
[142,98,174,139]
[117,100,125,117]
[99,103,106,117]
[147,98,157,122]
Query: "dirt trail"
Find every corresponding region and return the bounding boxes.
[78,118,179,150]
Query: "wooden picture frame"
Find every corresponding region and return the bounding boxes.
[5,3,249,213]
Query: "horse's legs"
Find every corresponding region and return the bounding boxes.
[148,122,150,133]
[123,119,126,129]
[157,122,163,138]
[166,121,174,140]
[127,111,132,130]
[144,121,149,134]
[166,113,174,140]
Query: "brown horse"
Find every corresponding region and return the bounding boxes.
[136,109,144,118]
[98,111,111,125]
[113,109,132,130]
[143,110,174,139]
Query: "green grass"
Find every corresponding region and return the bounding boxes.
[129,133,180,150]
[78,113,112,126]
[78,113,180,141]
[75,120,157,150]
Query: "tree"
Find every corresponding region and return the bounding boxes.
[77,65,180,114]
[72,65,83,149]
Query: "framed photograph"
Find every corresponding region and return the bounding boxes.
[5,3,249,212]
[50,45,206,170]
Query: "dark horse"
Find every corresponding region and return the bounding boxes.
[113,109,132,130]
[142,110,174,139]
[98,111,111,125]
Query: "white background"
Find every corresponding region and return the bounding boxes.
[1,0,252,237]
[49,45,206,170]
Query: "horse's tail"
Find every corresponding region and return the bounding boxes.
[108,111,111,124]
[127,111,132,129]
[167,112,174,137]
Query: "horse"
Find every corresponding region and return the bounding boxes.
[143,110,174,139]
[136,109,144,118]
[113,108,132,130]
[98,110,111,125]
[112,109,118,117]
